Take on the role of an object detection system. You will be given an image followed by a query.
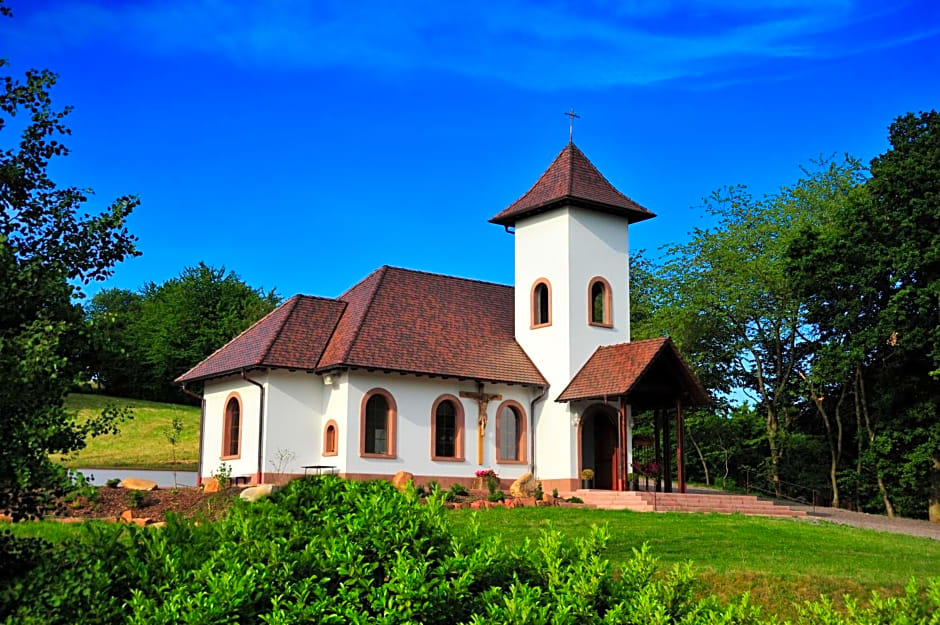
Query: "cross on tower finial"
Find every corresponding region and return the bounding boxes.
[564,107,580,143]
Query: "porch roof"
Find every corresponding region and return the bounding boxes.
[556,337,709,405]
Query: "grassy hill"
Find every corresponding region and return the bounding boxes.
[58,393,200,470]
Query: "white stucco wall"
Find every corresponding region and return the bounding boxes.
[344,372,538,482]
[262,370,325,476]
[513,204,633,482]
[201,374,265,480]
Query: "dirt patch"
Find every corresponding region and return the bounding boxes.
[54,486,238,522]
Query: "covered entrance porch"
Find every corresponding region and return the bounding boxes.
[560,337,708,493]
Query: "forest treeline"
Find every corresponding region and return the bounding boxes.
[631,111,938,520]
[84,263,280,404]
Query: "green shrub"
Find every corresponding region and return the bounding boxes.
[487,490,505,503]
[2,475,938,624]
[105,479,121,489]
[127,489,147,509]
[567,496,584,503]
[448,483,469,498]
[534,481,543,501]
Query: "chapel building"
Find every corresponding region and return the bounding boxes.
[177,142,707,493]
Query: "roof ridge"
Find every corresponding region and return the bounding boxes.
[567,143,575,197]
[259,295,302,366]
[571,146,642,207]
[338,266,386,299]
[339,265,389,363]
[313,300,348,369]
[173,295,298,382]
[294,293,342,303]
[382,265,512,289]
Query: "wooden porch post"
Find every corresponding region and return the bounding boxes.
[653,408,661,492]
[676,398,686,494]
[662,405,672,493]
[618,398,628,492]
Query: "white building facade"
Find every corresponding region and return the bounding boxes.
[179,143,706,492]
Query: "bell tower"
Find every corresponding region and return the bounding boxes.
[490,142,655,397]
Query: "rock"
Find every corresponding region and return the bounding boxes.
[150,521,167,528]
[240,484,277,502]
[131,517,153,527]
[122,477,158,491]
[202,477,220,493]
[541,493,556,505]
[519,497,537,508]
[120,509,134,523]
[470,500,485,510]
[509,472,539,499]
[391,471,414,491]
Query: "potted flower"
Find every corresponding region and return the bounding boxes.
[580,468,595,489]
[474,469,499,492]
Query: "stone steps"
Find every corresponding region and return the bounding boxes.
[562,489,806,518]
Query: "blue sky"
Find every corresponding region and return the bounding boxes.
[3,0,939,300]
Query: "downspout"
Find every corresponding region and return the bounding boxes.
[529,385,548,476]
[181,383,205,487]
[241,370,265,485]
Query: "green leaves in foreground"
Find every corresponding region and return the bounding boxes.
[2,477,938,624]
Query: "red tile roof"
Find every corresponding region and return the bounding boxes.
[175,295,347,383]
[556,338,708,404]
[177,266,547,387]
[490,143,655,226]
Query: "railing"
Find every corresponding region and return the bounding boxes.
[744,470,829,513]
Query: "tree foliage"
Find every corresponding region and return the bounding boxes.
[87,263,280,403]
[0,3,139,519]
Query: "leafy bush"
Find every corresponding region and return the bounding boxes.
[487,490,505,503]
[2,476,938,624]
[567,496,584,504]
[127,489,147,509]
[449,483,469,498]
[105,479,121,489]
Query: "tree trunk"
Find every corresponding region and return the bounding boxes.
[689,429,710,486]
[930,455,940,524]
[856,366,895,518]
[767,407,782,497]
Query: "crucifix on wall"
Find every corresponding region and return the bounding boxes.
[460,384,502,465]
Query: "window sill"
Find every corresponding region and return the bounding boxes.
[588,322,614,329]
[220,454,241,461]
[360,452,397,459]
[530,322,552,330]
[496,458,527,465]
[431,455,466,462]
[323,450,338,457]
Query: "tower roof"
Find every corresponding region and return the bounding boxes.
[490,143,655,227]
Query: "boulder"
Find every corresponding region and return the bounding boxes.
[391,471,414,491]
[470,500,485,510]
[120,509,134,523]
[239,484,277,502]
[122,477,158,491]
[131,517,153,527]
[150,521,167,528]
[541,492,556,505]
[202,477,220,493]
[509,473,539,499]
[519,496,537,508]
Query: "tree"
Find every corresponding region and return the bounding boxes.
[88,263,280,402]
[0,3,139,519]
[655,157,865,497]
[789,112,940,519]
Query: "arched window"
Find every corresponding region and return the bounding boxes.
[222,393,242,459]
[360,389,397,458]
[323,420,338,456]
[496,400,527,464]
[431,395,465,461]
[588,277,612,327]
[531,279,552,328]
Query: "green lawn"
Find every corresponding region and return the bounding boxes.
[451,507,940,617]
[7,500,939,619]
[57,393,200,470]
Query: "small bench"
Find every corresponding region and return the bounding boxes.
[302,465,338,477]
